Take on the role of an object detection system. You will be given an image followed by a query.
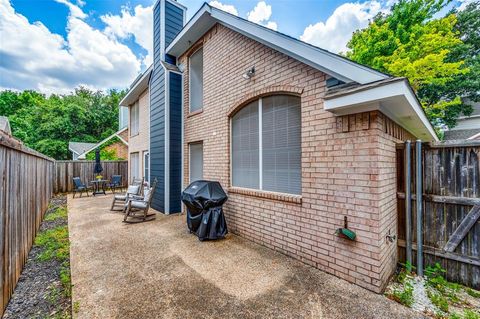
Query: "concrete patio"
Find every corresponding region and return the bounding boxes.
[68,194,417,319]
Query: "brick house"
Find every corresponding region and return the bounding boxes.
[121,0,438,292]
[70,128,129,160]
[120,65,152,183]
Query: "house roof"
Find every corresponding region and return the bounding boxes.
[77,127,129,159]
[119,65,153,107]
[0,116,11,135]
[324,77,439,141]
[444,128,480,140]
[68,142,97,155]
[166,3,389,84]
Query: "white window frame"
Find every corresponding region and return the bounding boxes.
[188,47,203,113]
[130,101,139,136]
[143,151,150,183]
[231,95,301,195]
[189,142,203,183]
[130,152,140,182]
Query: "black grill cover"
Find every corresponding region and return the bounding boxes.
[181,180,228,241]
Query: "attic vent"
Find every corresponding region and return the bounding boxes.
[326,77,345,88]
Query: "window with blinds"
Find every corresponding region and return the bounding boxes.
[130,152,140,182]
[232,100,259,189]
[189,142,203,182]
[189,48,203,112]
[231,95,301,195]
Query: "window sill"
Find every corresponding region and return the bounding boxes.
[228,187,302,204]
[130,133,139,138]
[187,109,203,118]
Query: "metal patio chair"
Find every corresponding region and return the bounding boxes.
[72,177,89,198]
[123,178,157,223]
[107,175,123,193]
[110,177,144,211]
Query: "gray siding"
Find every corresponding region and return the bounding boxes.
[150,67,166,212]
[169,72,182,213]
[165,1,184,48]
[149,0,185,213]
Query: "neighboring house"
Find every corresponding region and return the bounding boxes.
[120,65,153,183]
[123,0,438,293]
[70,127,129,160]
[68,142,97,160]
[444,101,480,140]
[0,116,12,135]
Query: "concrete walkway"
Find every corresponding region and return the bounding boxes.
[68,194,418,319]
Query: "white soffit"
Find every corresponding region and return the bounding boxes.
[166,4,388,84]
[324,79,439,141]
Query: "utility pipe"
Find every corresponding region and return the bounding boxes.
[416,140,423,277]
[405,140,412,271]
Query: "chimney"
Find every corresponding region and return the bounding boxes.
[153,0,186,66]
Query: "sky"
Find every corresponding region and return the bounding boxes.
[0,0,473,94]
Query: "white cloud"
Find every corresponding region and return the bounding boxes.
[53,0,87,19]
[209,1,238,16]
[265,21,277,31]
[300,1,388,53]
[247,1,277,30]
[101,4,153,66]
[0,0,141,94]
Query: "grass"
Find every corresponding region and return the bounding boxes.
[387,263,480,319]
[44,206,68,221]
[33,203,72,318]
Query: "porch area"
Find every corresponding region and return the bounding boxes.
[68,194,416,318]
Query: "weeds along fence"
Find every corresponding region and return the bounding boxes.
[397,140,480,289]
[0,133,55,315]
[53,160,128,193]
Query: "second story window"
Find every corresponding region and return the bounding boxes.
[131,101,139,136]
[189,47,203,112]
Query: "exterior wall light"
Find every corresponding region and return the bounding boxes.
[243,66,255,80]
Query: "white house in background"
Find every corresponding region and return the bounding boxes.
[0,116,11,135]
[444,101,480,140]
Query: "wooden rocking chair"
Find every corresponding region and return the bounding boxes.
[110,178,144,211]
[123,178,157,223]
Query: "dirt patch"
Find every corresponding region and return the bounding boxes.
[3,194,72,319]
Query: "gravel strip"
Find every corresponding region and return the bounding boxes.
[3,194,71,319]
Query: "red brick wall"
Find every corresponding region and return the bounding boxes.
[104,141,128,160]
[181,24,414,292]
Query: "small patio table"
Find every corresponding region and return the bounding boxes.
[90,179,108,196]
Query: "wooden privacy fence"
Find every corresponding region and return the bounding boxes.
[0,133,55,315]
[397,140,480,289]
[54,160,128,193]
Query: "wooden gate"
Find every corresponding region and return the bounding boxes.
[396,140,480,289]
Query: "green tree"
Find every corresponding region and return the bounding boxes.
[0,88,126,160]
[346,0,472,128]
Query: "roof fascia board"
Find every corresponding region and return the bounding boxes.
[324,80,439,141]
[467,132,480,140]
[119,66,153,107]
[166,5,387,84]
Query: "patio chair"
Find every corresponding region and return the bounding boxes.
[107,175,123,193]
[110,177,144,211]
[72,177,89,198]
[123,178,158,223]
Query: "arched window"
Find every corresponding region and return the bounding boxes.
[231,95,301,195]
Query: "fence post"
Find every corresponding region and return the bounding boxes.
[405,140,412,271]
[416,140,423,277]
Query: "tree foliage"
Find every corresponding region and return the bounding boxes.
[346,0,479,129]
[0,88,125,160]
